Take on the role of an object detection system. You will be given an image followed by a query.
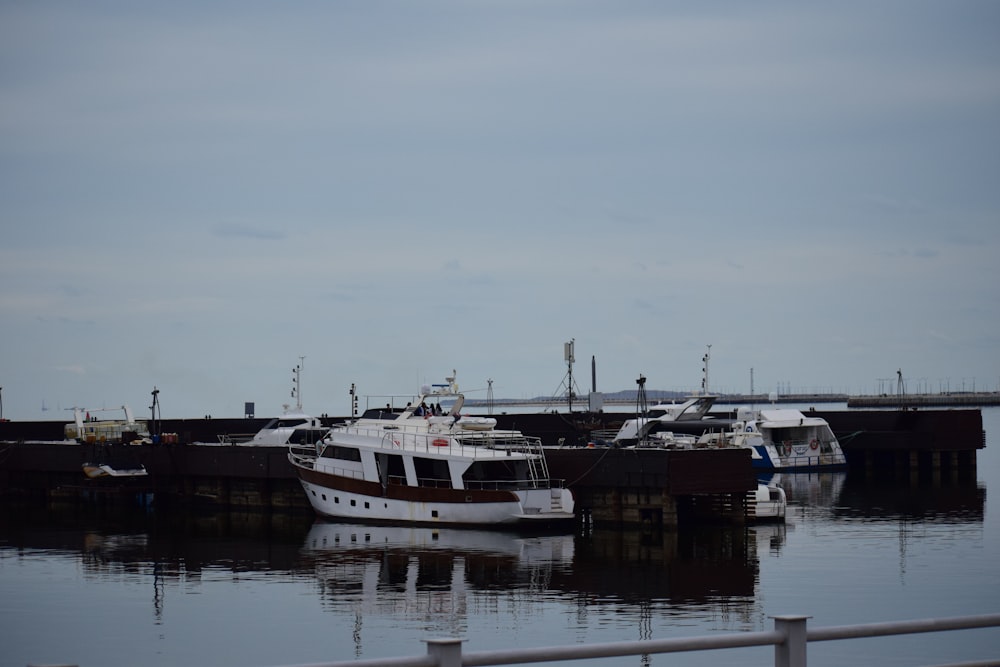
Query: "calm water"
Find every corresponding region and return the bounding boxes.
[2,408,999,667]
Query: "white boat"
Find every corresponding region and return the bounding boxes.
[734,407,847,471]
[210,360,330,447]
[750,483,786,521]
[287,373,575,527]
[65,406,149,444]
[213,408,330,446]
[82,462,149,479]
[605,394,722,445]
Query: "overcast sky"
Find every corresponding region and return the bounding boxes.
[2,2,998,420]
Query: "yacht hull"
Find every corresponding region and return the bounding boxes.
[294,465,573,526]
[750,444,848,471]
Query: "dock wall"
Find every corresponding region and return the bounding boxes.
[0,441,756,529]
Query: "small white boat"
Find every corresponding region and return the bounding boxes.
[734,407,847,471]
[288,372,575,527]
[82,462,148,479]
[749,483,786,521]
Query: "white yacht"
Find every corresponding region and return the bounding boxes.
[734,407,847,471]
[288,372,575,527]
[599,394,720,447]
[211,359,330,447]
[218,409,329,447]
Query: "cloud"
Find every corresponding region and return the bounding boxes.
[1,3,998,417]
[212,223,287,241]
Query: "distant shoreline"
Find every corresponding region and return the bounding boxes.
[465,391,1000,409]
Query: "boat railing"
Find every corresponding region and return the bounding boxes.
[317,463,365,481]
[465,478,555,491]
[407,476,563,491]
[771,438,845,461]
[588,428,620,443]
[287,445,319,469]
[414,477,451,489]
[337,424,548,458]
[218,433,255,445]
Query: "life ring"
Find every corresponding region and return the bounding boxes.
[432,438,449,447]
[809,439,819,450]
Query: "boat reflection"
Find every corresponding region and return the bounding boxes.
[760,470,985,522]
[301,521,575,594]
[299,521,766,621]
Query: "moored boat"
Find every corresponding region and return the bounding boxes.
[750,482,787,521]
[213,408,330,446]
[65,406,149,444]
[287,373,575,527]
[733,407,847,471]
[206,359,330,446]
[82,462,148,479]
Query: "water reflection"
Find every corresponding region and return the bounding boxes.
[1,466,986,655]
[761,470,986,522]
[295,520,778,652]
[1,502,778,629]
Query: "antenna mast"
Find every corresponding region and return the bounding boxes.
[291,357,305,411]
[701,344,712,395]
[150,387,160,437]
[635,374,648,417]
[565,339,576,412]
[552,339,581,412]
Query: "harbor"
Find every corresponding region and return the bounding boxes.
[2,407,996,667]
[0,400,985,528]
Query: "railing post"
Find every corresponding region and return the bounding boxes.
[773,615,810,667]
[425,638,464,667]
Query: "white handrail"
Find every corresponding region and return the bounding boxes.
[261,612,1000,667]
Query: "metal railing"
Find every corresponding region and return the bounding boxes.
[334,423,548,460]
[262,613,1000,667]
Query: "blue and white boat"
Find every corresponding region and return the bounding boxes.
[732,407,847,471]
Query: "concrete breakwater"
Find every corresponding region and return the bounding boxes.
[847,393,1000,407]
[0,440,758,528]
[0,407,984,527]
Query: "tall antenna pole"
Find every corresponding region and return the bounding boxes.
[564,339,575,412]
[150,386,160,437]
[701,344,712,395]
[292,356,305,411]
[635,374,648,417]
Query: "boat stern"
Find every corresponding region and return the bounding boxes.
[516,487,575,523]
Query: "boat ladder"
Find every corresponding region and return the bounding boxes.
[525,455,550,488]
